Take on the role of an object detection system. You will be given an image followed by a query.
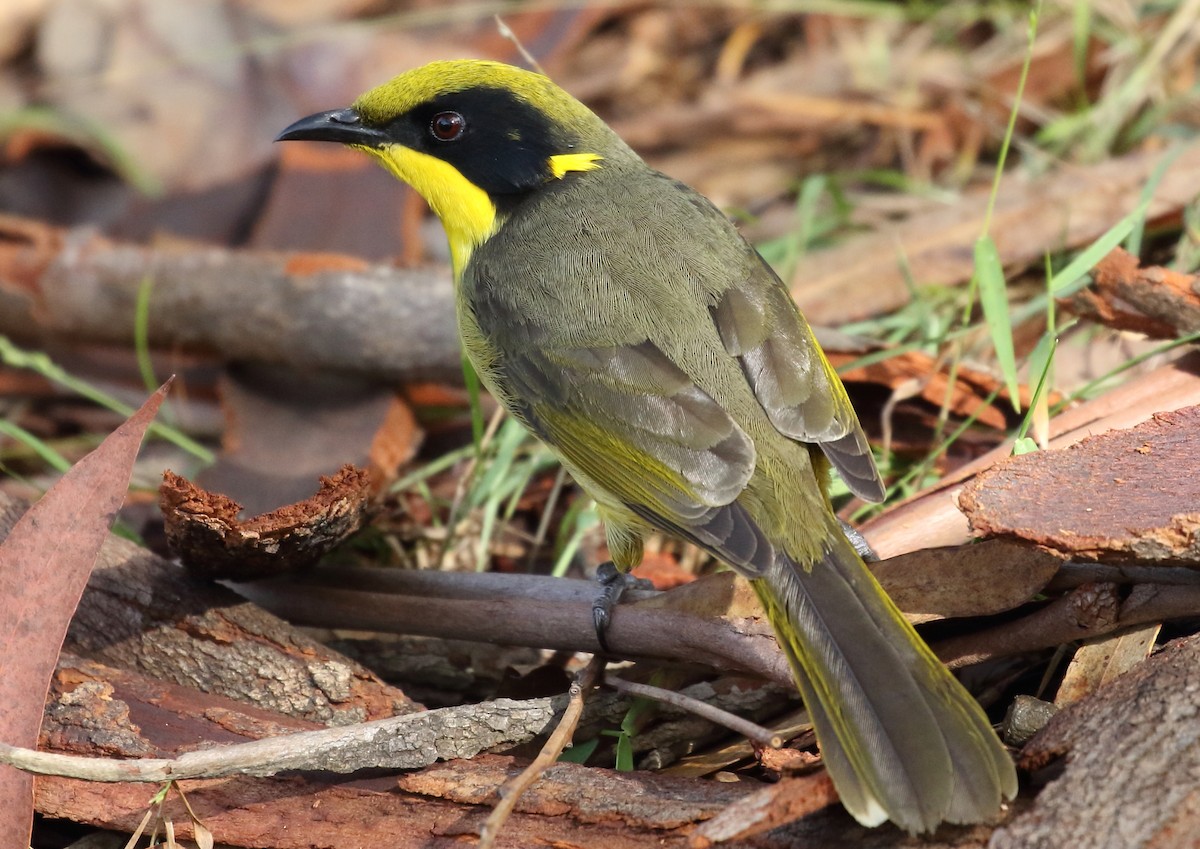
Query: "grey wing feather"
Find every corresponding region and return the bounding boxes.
[711,277,886,502]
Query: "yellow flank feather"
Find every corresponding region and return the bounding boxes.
[357,143,497,277]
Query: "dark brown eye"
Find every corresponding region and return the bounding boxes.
[430,111,465,141]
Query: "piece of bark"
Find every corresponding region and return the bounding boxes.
[863,350,1200,560]
[35,757,762,849]
[993,635,1200,848]
[869,539,1061,625]
[958,406,1200,564]
[789,144,1200,324]
[1064,247,1200,339]
[24,659,1017,849]
[26,660,765,849]
[0,490,418,724]
[691,773,840,846]
[42,654,317,760]
[25,655,559,781]
[160,465,373,580]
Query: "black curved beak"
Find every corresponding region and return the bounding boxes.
[275,108,387,146]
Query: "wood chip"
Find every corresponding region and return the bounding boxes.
[160,465,372,580]
[1064,246,1200,339]
[958,406,1200,563]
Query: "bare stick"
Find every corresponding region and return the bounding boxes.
[237,569,794,686]
[0,697,560,782]
[937,583,1122,668]
[605,675,782,750]
[479,656,604,849]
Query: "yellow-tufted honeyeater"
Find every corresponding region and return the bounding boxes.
[277,60,1016,833]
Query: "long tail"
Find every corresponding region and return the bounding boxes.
[752,528,1016,834]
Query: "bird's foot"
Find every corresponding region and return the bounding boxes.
[840,520,878,562]
[592,561,654,653]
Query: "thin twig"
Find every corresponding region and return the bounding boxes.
[439,405,506,567]
[494,15,546,74]
[526,465,568,571]
[479,656,605,849]
[605,675,782,749]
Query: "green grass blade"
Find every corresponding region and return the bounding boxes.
[557,737,599,764]
[613,731,634,772]
[1048,199,1149,295]
[1072,0,1092,94]
[461,353,486,453]
[1014,333,1058,450]
[0,335,213,464]
[975,235,1020,412]
[0,420,73,473]
[134,275,158,392]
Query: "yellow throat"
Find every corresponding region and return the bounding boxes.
[362,146,603,279]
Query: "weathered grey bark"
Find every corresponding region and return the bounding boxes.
[993,635,1200,849]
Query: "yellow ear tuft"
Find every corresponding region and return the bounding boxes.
[548,152,603,179]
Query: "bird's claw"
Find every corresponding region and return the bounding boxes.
[591,562,652,653]
[840,520,878,562]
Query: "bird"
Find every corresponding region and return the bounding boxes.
[277,59,1016,833]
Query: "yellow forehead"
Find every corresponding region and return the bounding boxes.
[352,60,577,124]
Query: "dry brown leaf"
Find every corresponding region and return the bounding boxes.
[1053,623,1161,707]
[0,381,167,845]
[828,346,1044,432]
[35,0,292,192]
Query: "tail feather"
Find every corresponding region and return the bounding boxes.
[752,530,1016,834]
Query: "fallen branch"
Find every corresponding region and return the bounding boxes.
[236,569,794,687]
[0,214,459,381]
[936,582,1200,668]
[4,683,560,782]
